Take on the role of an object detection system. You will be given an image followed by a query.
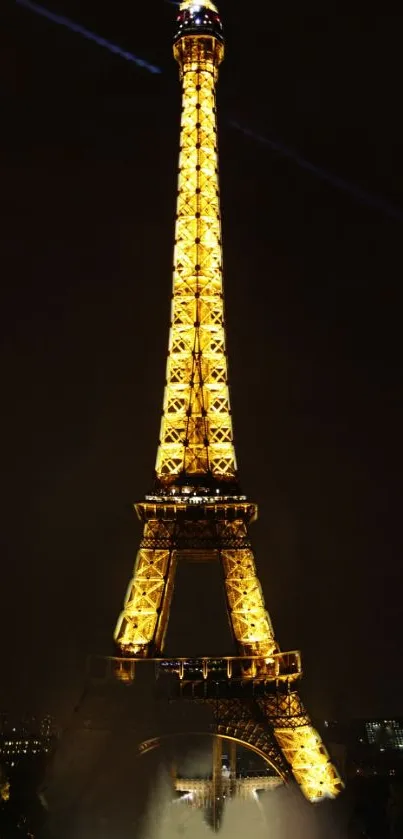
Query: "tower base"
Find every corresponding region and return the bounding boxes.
[42,656,341,837]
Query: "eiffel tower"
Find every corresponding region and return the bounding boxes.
[113,0,343,817]
[44,1,343,835]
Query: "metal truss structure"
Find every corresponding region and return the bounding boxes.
[156,8,235,483]
[114,0,344,812]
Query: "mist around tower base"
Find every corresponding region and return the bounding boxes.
[140,751,344,839]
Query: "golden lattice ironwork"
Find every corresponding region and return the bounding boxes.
[155,22,235,484]
[114,502,278,660]
[114,0,344,808]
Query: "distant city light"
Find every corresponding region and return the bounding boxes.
[365,720,403,749]
[0,714,56,768]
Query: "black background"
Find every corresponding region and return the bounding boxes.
[1,1,402,721]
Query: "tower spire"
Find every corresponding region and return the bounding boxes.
[155,0,236,489]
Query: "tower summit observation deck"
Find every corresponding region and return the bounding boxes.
[113,0,344,804]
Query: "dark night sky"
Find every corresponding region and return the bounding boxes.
[1,2,402,721]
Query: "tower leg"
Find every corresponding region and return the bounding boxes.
[229,740,237,797]
[211,736,223,832]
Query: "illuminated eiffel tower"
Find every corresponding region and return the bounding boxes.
[111,0,344,827]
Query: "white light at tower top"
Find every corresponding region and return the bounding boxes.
[180,0,219,13]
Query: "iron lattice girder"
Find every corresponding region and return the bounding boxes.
[155,35,236,482]
[212,695,343,799]
[212,698,290,780]
[114,511,277,660]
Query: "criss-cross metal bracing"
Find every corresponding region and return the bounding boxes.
[114,0,343,807]
[155,29,236,483]
[216,693,345,802]
[114,502,278,661]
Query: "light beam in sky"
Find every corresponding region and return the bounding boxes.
[16,0,162,74]
[229,121,403,222]
[17,0,403,222]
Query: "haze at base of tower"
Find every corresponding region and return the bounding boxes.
[140,760,344,839]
